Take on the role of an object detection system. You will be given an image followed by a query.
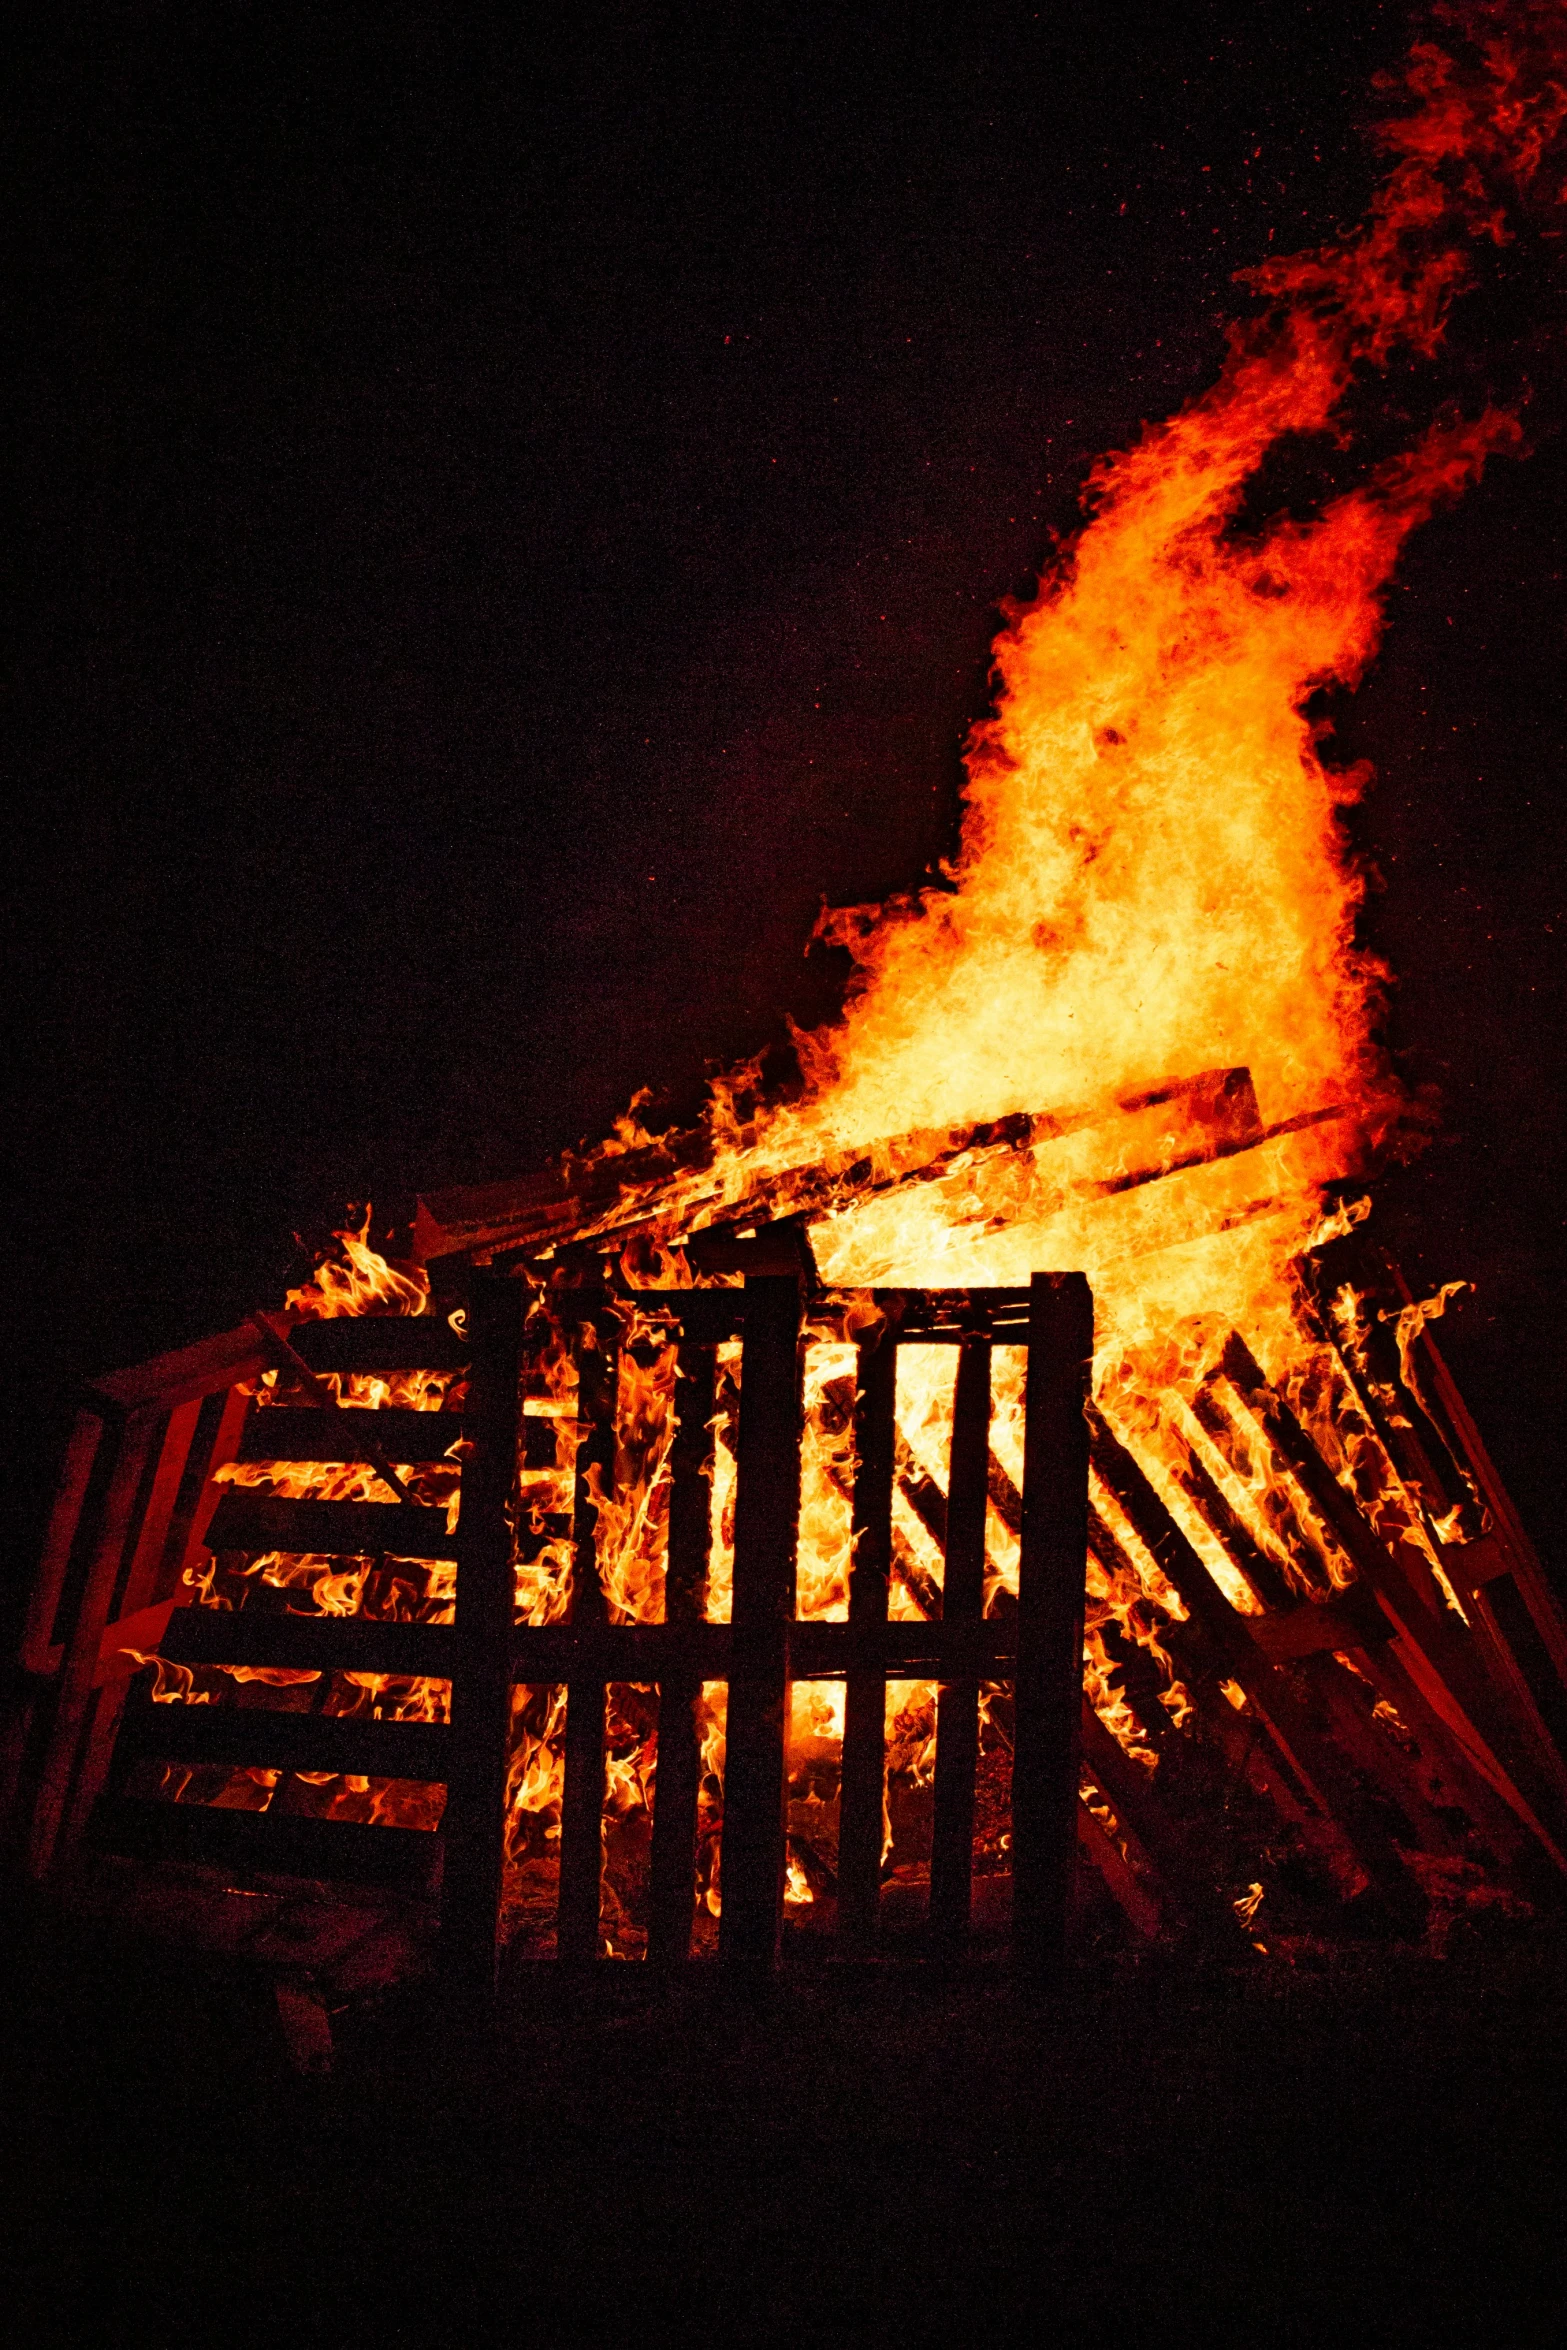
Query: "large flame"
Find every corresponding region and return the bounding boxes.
[670,1,1565,1361]
[153,8,1567,1948]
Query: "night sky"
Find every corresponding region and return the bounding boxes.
[10,1,1567,1614]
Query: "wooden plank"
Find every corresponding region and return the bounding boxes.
[438,1274,526,2007]
[416,1067,1271,1264]
[114,1700,451,1780]
[177,1386,252,1587]
[288,1317,471,1373]
[91,1795,440,1888]
[718,1275,803,1968]
[19,1409,105,1677]
[508,1618,1016,1681]
[237,1407,467,1463]
[1164,1404,1303,1612]
[1076,1798,1163,1941]
[648,1342,717,1964]
[1222,1333,1567,1828]
[116,1402,206,1622]
[90,1323,270,1412]
[28,1410,162,1879]
[1012,1274,1093,1974]
[1086,1405,1427,1925]
[63,1401,209,1852]
[204,1493,456,1558]
[837,1329,897,1950]
[160,1607,457,1679]
[542,1287,745,1348]
[929,1335,991,1949]
[556,1322,619,1961]
[1413,1317,1567,1688]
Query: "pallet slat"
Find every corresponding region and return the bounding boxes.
[288,1318,471,1373]
[92,1796,440,1887]
[115,1700,451,1779]
[236,1407,467,1463]
[719,1275,804,1967]
[929,1334,992,1948]
[837,1332,898,1949]
[1012,1274,1094,1974]
[647,1341,718,1964]
[439,1275,527,2004]
[161,1608,457,1679]
[556,1324,620,1961]
[204,1493,456,1558]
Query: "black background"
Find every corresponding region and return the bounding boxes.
[10,0,1565,1620]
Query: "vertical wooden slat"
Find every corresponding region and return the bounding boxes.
[929,1334,992,1948]
[556,1316,618,1960]
[174,1385,252,1599]
[60,1402,208,1856]
[113,1400,204,1627]
[719,1275,803,1968]
[440,1274,526,2008]
[838,1328,898,1949]
[648,1339,717,1963]
[1012,1273,1093,1974]
[28,1409,162,1879]
[19,1410,106,1677]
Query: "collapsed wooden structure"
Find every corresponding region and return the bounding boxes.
[7,1065,1567,2005]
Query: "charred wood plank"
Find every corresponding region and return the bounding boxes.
[19,1411,106,1679]
[1076,1796,1164,1941]
[1012,1273,1094,1975]
[204,1494,456,1559]
[114,1702,451,1780]
[237,1408,467,1463]
[648,1342,717,1964]
[29,1409,164,1878]
[930,1335,991,1950]
[160,1607,458,1679]
[718,1275,803,1968]
[1086,1401,1425,1927]
[556,1322,620,1961]
[1220,1332,1567,1837]
[62,1399,211,1852]
[287,1317,470,1374]
[439,1274,526,2005]
[837,1330,898,1951]
[90,1795,440,1888]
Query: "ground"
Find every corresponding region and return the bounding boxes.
[5,1898,1566,2348]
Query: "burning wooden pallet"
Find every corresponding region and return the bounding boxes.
[7,1087,1567,1996]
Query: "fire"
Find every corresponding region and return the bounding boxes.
[146,9,1567,1950]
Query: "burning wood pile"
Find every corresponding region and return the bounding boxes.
[7,1097,1566,1988]
[8,3,1567,1999]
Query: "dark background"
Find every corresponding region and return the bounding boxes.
[9,0,1565,1621]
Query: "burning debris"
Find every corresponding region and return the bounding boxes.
[8,4,1567,2000]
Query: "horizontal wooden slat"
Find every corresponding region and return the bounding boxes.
[204,1493,456,1558]
[90,1323,271,1411]
[288,1318,471,1373]
[161,1608,457,1679]
[892,1287,1032,1334]
[117,1702,452,1779]
[237,1407,467,1463]
[507,1618,1018,1679]
[91,1796,440,1886]
[545,1287,747,1346]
